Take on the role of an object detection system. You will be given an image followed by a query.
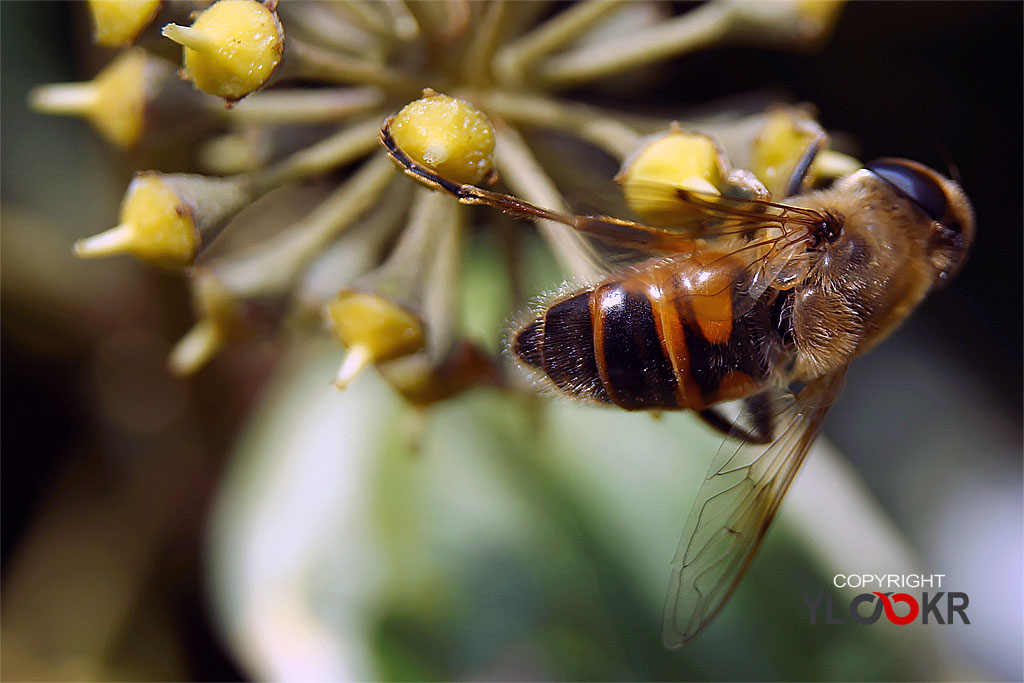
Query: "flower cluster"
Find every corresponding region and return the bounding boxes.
[31,0,846,402]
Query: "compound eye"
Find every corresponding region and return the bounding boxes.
[866,158,952,228]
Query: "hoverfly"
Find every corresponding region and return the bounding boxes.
[380,111,975,646]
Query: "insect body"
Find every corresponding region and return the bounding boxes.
[512,250,790,412]
[520,250,790,411]
[511,160,973,412]
[381,117,975,646]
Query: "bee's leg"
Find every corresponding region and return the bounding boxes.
[697,392,775,445]
[382,123,569,223]
[383,120,696,251]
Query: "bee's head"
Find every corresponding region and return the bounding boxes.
[864,158,975,284]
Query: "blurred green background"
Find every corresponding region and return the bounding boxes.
[2,2,1021,681]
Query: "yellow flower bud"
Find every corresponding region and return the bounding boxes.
[74,172,251,267]
[74,174,197,267]
[618,127,728,225]
[727,0,845,47]
[28,49,168,149]
[811,149,862,181]
[750,108,826,198]
[389,91,496,185]
[324,291,426,389]
[167,270,244,376]
[88,0,162,47]
[793,0,846,43]
[163,0,284,102]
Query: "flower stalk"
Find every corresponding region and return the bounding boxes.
[28,49,205,150]
[215,87,385,126]
[218,154,398,299]
[325,188,463,389]
[492,123,603,281]
[74,172,252,267]
[494,0,630,87]
[45,0,849,400]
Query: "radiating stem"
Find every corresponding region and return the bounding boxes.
[419,191,464,360]
[481,90,648,160]
[167,320,223,376]
[277,1,381,56]
[402,0,452,43]
[494,0,629,86]
[214,87,385,125]
[340,187,464,358]
[537,2,734,89]
[280,37,420,92]
[328,0,392,38]
[493,123,603,281]
[218,155,397,298]
[294,182,414,311]
[462,0,507,87]
[381,0,419,40]
[252,118,381,192]
[440,0,472,41]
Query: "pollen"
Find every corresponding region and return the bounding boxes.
[618,128,726,225]
[163,0,284,101]
[74,174,198,268]
[28,49,153,149]
[324,291,426,389]
[388,92,496,185]
[88,0,161,47]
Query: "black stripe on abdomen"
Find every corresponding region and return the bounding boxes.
[513,292,611,403]
[595,284,679,409]
[680,295,776,402]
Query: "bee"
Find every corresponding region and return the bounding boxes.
[380,118,975,646]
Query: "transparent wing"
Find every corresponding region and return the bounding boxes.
[383,116,823,320]
[381,118,827,254]
[662,370,846,647]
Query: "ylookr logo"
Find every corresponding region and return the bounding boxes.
[802,574,970,626]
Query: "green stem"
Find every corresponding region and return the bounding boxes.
[537,2,734,89]
[252,118,381,192]
[380,0,419,40]
[461,0,508,87]
[275,1,381,56]
[482,90,647,160]
[493,123,603,281]
[281,37,420,92]
[215,87,385,125]
[419,192,464,360]
[217,154,397,297]
[494,0,630,86]
[327,0,392,38]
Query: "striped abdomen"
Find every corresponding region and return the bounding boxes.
[512,257,790,411]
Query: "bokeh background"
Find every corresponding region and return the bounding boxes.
[2,2,1021,681]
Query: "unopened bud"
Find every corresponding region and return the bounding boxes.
[167,270,244,376]
[388,91,496,185]
[727,0,845,48]
[618,127,728,225]
[88,0,162,47]
[74,172,251,267]
[750,107,826,198]
[324,291,426,389]
[163,0,284,102]
[28,49,177,149]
